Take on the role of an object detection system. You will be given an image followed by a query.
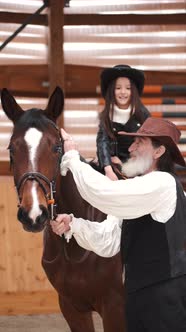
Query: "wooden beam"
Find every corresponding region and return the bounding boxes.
[144,70,186,86]
[48,0,64,94]
[65,65,101,98]
[65,13,186,26]
[1,65,186,98]
[0,12,47,25]
[0,65,48,98]
[48,0,65,127]
[0,12,186,26]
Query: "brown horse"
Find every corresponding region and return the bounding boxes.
[1,87,125,332]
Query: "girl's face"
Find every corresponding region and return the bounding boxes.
[114,77,131,109]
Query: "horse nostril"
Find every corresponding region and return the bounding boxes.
[17,205,49,232]
[37,206,49,224]
[17,206,30,224]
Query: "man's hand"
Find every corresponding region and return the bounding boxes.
[50,214,72,236]
[61,128,78,152]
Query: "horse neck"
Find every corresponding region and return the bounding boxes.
[56,171,88,217]
[56,171,106,222]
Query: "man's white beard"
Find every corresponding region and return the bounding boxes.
[121,153,153,178]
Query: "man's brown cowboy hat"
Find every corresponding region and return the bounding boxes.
[100,64,145,98]
[118,117,186,167]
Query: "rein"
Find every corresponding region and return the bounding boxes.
[63,242,91,264]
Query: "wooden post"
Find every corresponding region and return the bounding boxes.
[48,0,64,127]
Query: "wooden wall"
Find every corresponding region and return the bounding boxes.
[0,176,60,314]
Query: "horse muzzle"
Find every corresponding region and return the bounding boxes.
[17,205,49,232]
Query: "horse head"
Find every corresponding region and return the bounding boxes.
[1,87,64,232]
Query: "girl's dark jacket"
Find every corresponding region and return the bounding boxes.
[96,105,150,170]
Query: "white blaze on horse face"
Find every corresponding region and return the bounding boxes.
[24,128,42,171]
[24,128,43,222]
[30,184,43,222]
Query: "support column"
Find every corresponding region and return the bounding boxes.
[48,0,64,127]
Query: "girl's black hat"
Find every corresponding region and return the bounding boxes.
[100,64,145,98]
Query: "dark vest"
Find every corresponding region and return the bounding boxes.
[97,105,150,169]
[120,175,186,293]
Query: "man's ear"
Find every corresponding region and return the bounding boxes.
[154,145,166,159]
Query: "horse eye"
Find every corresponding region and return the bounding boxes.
[53,145,62,153]
[8,145,14,155]
[7,145,14,167]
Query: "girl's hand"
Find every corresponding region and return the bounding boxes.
[104,165,118,181]
[111,156,122,165]
[50,214,72,236]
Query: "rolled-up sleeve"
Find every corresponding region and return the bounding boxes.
[65,214,122,257]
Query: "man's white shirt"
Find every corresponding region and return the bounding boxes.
[61,150,177,257]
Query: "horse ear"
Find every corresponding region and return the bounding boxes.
[1,88,24,124]
[45,86,64,122]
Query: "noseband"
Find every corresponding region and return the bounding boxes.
[11,120,63,220]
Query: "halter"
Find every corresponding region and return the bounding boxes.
[11,120,63,220]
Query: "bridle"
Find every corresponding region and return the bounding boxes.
[10,120,63,220]
[15,171,60,220]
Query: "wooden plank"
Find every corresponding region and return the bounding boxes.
[0,65,48,97]
[1,65,186,98]
[144,71,186,88]
[0,12,47,25]
[64,13,186,26]
[48,0,64,94]
[1,12,185,26]
[48,0,65,127]
[0,290,60,315]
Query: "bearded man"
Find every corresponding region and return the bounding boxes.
[51,118,186,332]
